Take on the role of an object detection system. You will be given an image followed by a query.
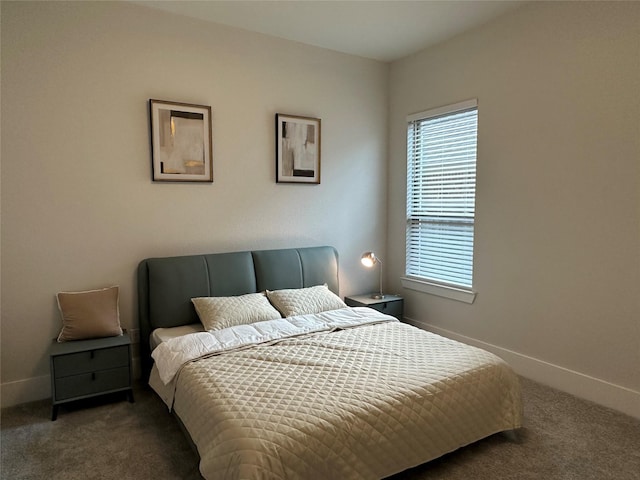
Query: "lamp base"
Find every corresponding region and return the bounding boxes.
[370,293,385,300]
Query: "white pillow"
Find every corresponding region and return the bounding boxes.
[266,284,347,317]
[191,293,282,331]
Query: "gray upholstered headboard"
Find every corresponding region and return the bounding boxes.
[137,246,339,379]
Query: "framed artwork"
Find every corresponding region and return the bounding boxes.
[149,99,213,182]
[275,114,321,184]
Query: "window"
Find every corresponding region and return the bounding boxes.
[403,99,477,303]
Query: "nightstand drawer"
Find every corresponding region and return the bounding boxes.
[53,345,129,378]
[345,294,404,321]
[54,366,131,401]
[374,300,403,319]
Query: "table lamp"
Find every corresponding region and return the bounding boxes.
[361,251,384,299]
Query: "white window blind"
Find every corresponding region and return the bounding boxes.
[406,100,477,290]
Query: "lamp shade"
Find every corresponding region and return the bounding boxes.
[361,251,378,268]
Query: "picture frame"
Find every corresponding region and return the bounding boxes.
[149,99,213,182]
[275,113,321,184]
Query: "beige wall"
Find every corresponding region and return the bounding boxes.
[388,1,640,417]
[0,1,388,405]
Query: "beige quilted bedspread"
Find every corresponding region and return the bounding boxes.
[170,319,522,480]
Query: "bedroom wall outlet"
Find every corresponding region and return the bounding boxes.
[129,328,140,343]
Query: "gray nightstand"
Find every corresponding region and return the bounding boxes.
[50,333,134,420]
[345,294,404,321]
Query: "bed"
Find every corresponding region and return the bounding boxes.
[138,246,522,479]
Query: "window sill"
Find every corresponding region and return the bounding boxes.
[401,277,476,304]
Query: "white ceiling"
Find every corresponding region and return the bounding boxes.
[134,1,526,62]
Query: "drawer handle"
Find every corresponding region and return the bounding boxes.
[92,372,96,381]
[90,350,94,359]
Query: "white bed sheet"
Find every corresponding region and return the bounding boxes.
[150,323,204,351]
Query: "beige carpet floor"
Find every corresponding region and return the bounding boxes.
[1,377,639,479]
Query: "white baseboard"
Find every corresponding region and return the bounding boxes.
[1,375,51,408]
[405,317,640,420]
[1,357,142,408]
